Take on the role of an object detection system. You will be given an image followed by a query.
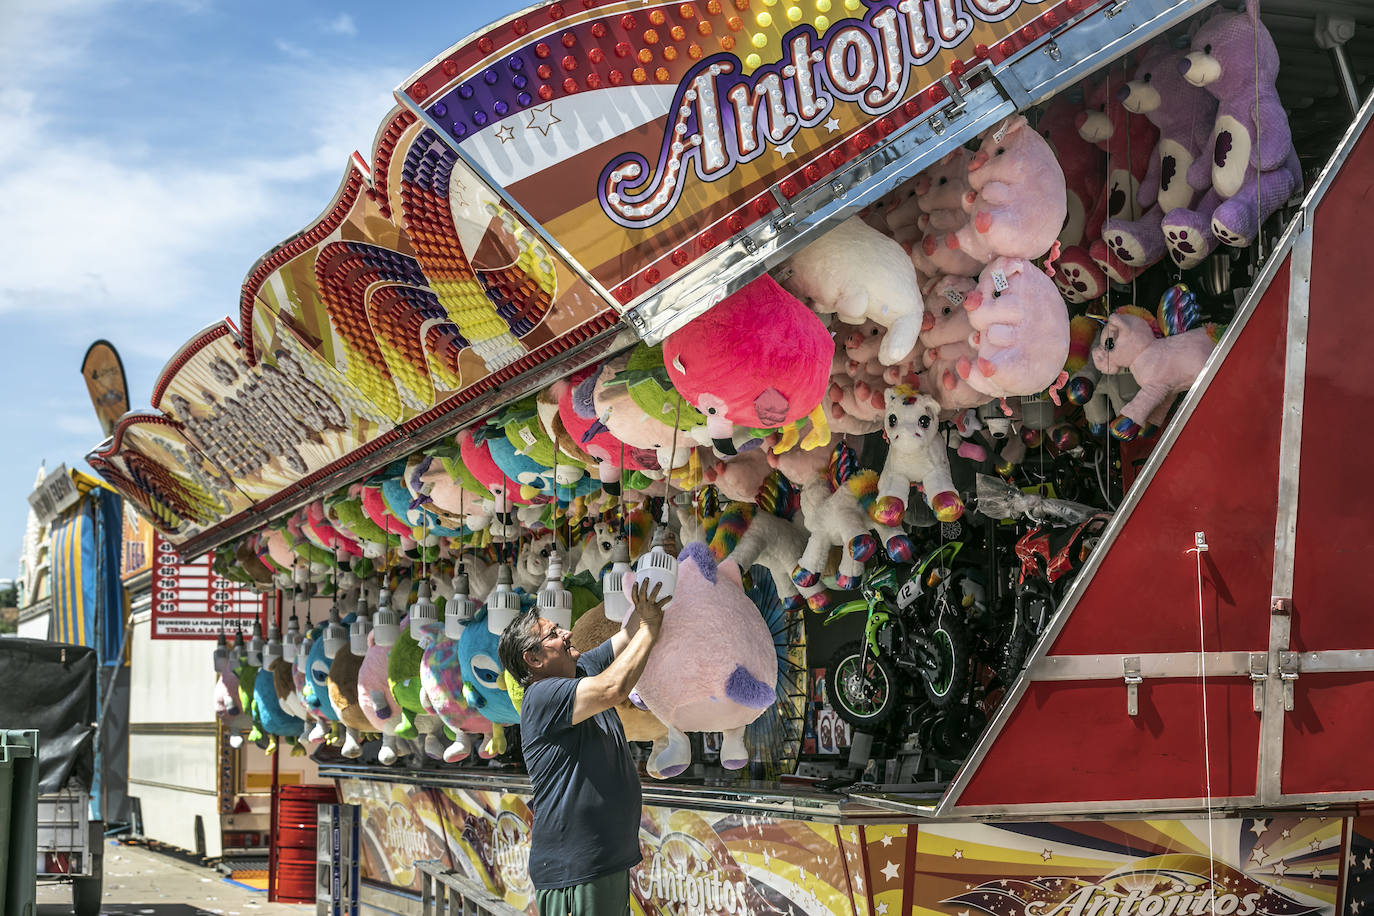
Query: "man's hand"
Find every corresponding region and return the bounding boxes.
[631,579,669,632]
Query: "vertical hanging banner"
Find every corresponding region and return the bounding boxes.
[80,340,130,438]
[50,470,125,663]
[149,534,269,639]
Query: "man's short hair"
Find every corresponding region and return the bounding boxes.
[498,610,544,688]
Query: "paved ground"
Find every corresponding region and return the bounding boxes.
[35,840,312,915]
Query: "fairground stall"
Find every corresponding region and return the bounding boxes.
[89,0,1374,912]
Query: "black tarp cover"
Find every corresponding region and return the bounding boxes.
[0,637,98,793]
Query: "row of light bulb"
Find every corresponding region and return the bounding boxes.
[219,524,682,674]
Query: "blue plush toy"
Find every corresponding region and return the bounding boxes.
[252,666,304,755]
[458,607,519,727]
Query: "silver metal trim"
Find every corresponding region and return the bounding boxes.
[1030,651,1256,680]
[935,795,1272,819]
[1259,224,1312,803]
[941,85,1374,818]
[1293,649,1374,672]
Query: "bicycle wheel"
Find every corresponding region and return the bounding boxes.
[920,613,971,709]
[826,642,903,729]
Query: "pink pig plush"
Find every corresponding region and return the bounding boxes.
[942,116,1067,266]
[957,258,1071,399]
[918,275,991,413]
[664,274,832,456]
[906,149,986,278]
[1097,41,1218,276]
[1091,295,1219,440]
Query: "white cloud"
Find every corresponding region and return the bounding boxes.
[275,37,312,59]
[325,13,357,36]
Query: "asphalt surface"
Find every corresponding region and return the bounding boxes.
[35,840,311,915]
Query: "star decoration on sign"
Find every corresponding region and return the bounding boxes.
[1042,849,1053,862]
[954,849,965,860]
[1272,859,1287,877]
[525,104,561,136]
[1309,839,1322,852]
[880,834,894,847]
[1281,828,1291,838]
[775,139,796,157]
[494,125,515,144]
[1363,853,1373,870]
[878,904,889,915]
[824,117,841,133]
[1350,852,1358,867]
[1353,901,1363,914]
[1251,846,1268,865]
[1310,868,1322,880]
[881,861,900,881]
[1251,819,1269,837]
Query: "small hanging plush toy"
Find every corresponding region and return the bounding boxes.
[628,543,778,779]
[1161,4,1302,268]
[357,632,408,765]
[871,387,964,527]
[906,149,986,279]
[1090,285,1222,440]
[664,274,832,457]
[918,274,992,413]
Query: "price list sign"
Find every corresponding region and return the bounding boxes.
[150,535,270,639]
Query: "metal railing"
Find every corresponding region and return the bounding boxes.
[416,862,525,916]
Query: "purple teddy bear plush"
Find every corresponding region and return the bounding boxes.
[1097,40,1218,273]
[1160,5,1302,269]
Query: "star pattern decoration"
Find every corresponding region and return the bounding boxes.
[878,904,889,915]
[775,139,796,157]
[880,834,894,847]
[1042,849,1053,862]
[1363,853,1373,870]
[881,861,900,881]
[1251,819,1269,837]
[954,849,965,860]
[1309,839,1322,852]
[1353,901,1364,914]
[824,117,841,133]
[525,104,561,136]
[1281,828,1291,838]
[1310,867,1322,880]
[1272,859,1287,877]
[494,125,515,144]
[1251,846,1268,865]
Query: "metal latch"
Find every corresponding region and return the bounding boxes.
[1105,0,1131,18]
[1124,656,1142,716]
[1249,653,1268,712]
[1278,651,1300,711]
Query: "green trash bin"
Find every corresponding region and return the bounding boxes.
[1,729,40,916]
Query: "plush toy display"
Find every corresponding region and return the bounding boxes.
[557,366,659,491]
[941,116,1067,266]
[327,639,371,759]
[1096,41,1218,276]
[629,543,778,778]
[1039,94,1107,251]
[663,275,831,457]
[253,666,304,755]
[421,624,499,762]
[1091,287,1221,439]
[956,257,1072,400]
[782,216,929,367]
[457,607,518,752]
[1161,7,1302,268]
[593,353,696,474]
[356,632,408,765]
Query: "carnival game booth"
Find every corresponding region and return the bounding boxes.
[88,0,1374,912]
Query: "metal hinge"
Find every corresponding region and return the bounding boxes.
[1124,656,1142,716]
[1278,651,1300,711]
[1250,652,1268,712]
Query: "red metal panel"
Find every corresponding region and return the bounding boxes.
[1047,260,1290,657]
[1290,121,1374,652]
[1280,673,1374,796]
[958,680,1259,806]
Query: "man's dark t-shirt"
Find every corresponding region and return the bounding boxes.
[520,640,642,889]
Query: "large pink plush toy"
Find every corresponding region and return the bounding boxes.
[628,543,777,779]
[664,274,832,457]
[1097,41,1219,276]
[942,116,1067,266]
[871,387,963,527]
[1091,288,1221,440]
[357,632,408,765]
[917,275,991,413]
[1161,6,1302,269]
[782,216,929,367]
[957,258,1072,400]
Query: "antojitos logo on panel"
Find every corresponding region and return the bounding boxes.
[636,831,756,915]
[492,811,533,895]
[944,857,1323,916]
[599,0,1035,229]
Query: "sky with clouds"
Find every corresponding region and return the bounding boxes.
[0,0,535,587]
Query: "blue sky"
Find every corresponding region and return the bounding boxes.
[0,0,536,585]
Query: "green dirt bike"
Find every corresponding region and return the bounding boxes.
[823,542,978,730]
